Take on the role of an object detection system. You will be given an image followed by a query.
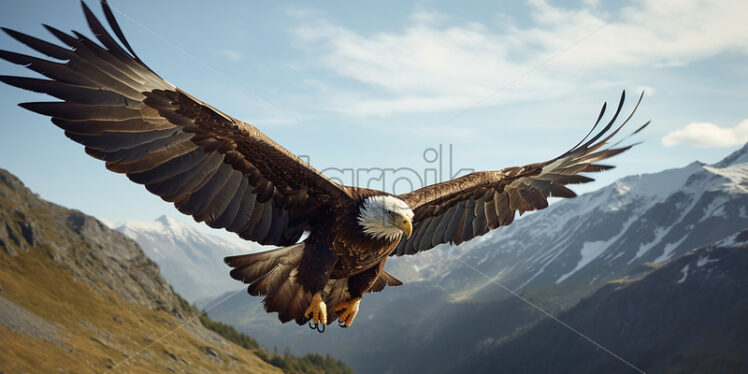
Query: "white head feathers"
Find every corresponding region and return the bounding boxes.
[358,195,414,241]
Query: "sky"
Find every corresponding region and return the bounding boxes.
[0,0,746,236]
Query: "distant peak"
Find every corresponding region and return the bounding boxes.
[712,141,748,168]
[611,161,704,200]
[155,215,176,225]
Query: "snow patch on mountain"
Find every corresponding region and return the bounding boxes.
[557,215,637,284]
[703,164,748,193]
[653,236,688,263]
[677,264,690,284]
[633,226,667,261]
[696,253,720,268]
[615,161,704,200]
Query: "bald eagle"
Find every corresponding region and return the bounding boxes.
[0,1,648,331]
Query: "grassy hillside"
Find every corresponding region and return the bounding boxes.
[0,168,351,373]
[0,243,282,372]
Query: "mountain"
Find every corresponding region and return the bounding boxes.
[203,144,748,374]
[105,216,258,303]
[0,168,351,373]
[389,142,748,305]
[451,229,748,374]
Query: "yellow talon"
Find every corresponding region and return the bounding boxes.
[304,292,327,325]
[334,297,361,327]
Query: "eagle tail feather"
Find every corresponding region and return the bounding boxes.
[225,244,361,325]
[225,243,317,324]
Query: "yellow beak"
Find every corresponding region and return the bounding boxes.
[398,216,413,238]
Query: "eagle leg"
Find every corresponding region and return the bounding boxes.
[334,297,361,328]
[304,292,327,332]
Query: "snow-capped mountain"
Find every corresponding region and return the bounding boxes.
[388,142,748,304]
[105,215,258,302]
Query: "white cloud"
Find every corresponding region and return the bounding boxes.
[410,9,447,25]
[219,49,241,61]
[292,0,748,117]
[527,0,748,68]
[662,120,748,147]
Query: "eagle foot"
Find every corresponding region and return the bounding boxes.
[334,297,361,328]
[304,292,327,333]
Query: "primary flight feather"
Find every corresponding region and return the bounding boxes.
[0,1,649,331]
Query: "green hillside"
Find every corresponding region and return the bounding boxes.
[0,168,351,373]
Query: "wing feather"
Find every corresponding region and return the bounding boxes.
[176,163,234,216]
[247,201,274,242]
[484,193,500,229]
[196,169,243,222]
[432,206,456,247]
[0,76,124,106]
[459,199,476,244]
[225,187,257,232]
[209,177,249,228]
[128,148,207,185]
[494,192,514,226]
[442,202,465,244]
[1,1,350,246]
[394,91,648,256]
[471,198,489,237]
[418,216,440,252]
[0,49,96,87]
[0,27,73,60]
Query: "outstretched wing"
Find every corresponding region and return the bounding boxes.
[393,91,649,256]
[0,1,350,246]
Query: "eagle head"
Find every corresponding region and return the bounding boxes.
[358,195,414,241]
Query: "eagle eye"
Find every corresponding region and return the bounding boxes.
[388,211,397,218]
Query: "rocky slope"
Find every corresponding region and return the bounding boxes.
[0,168,349,373]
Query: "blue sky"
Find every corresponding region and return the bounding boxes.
[1,0,746,234]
